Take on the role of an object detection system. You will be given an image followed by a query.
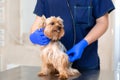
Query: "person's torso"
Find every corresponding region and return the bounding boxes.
[42,0,99,69]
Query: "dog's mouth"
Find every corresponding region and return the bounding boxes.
[53,27,62,33]
[53,30,60,33]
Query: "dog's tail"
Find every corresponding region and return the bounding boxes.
[67,67,80,76]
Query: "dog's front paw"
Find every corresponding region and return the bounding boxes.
[59,74,68,80]
[38,71,48,76]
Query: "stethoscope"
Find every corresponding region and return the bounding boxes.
[65,0,76,46]
[65,0,92,46]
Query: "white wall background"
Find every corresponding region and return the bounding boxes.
[0,0,119,71]
[114,0,120,70]
[19,0,116,70]
[20,0,36,35]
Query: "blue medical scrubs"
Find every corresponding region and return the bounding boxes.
[34,0,115,71]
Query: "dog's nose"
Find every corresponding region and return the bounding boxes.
[57,27,61,30]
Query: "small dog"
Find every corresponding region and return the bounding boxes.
[38,16,80,79]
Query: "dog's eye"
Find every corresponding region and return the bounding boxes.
[50,22,55,25]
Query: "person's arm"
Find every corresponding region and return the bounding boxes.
[30,16,43,33]
[67,14,109,62]
[84,13,109,44]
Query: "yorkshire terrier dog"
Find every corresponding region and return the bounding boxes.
[38,16,80,79]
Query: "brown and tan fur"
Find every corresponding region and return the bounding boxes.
[38,16,80,79]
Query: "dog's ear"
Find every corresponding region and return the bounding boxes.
[42,15,46,27]
[41,15,46,20]
[39,15,46,28]
[57,17,63,23]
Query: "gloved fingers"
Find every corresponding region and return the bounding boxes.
[35,29,44,34]
[69,57,75,63]
[40,40,50,44]
[42,36,50,40]
[32,32,44,38]
[38,42,49,45]
[29,34,38,44]
[68,52,80,62]
[39,28,45,31]
[67,50,76,62]
[66,49,73,55]
[68,55,73,62]
[38,37,50,44]
[34,29,41,33]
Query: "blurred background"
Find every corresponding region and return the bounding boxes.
[0,0,119,72]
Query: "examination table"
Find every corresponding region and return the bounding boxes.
[0,66,119,80]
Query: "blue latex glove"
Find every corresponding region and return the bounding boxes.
[67,39,88,62]
[29,28,50,46]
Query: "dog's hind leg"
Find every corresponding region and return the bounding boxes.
[67,67,80,76]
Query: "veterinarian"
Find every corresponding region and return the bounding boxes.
[30,0,115,72]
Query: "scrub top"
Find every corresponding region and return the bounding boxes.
[33,0,115,71]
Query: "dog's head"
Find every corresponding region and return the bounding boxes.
[42,16,64,41]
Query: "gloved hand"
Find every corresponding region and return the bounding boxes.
[29,28,50,46]
[67,39,88,62]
